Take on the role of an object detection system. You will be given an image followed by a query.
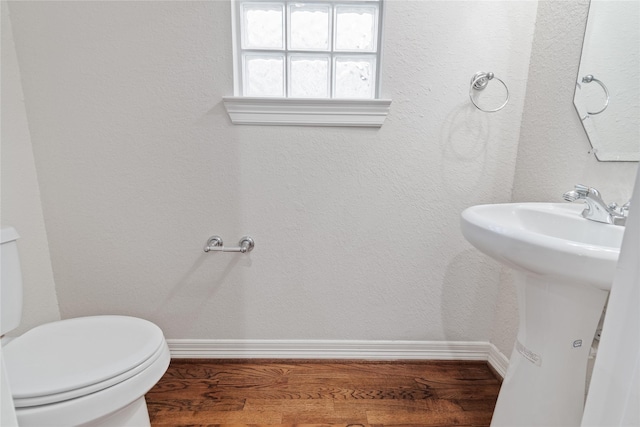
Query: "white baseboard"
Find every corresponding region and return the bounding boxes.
[167,339,508,378]
[487,342,510,378]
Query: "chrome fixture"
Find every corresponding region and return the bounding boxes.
[577,75,610,116]
[469,71,510,112]
[204,235,255,253]
[563,184,628,226]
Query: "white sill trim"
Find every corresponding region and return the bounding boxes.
[223,96,392,127]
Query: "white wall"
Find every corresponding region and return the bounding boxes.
[0,2,60,336]
[7,0,537,342]
[490,0,639,356]
[582,169,640,425]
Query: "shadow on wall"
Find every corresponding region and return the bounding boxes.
[150,254,251,338]
[440,248,501,341]
[195,100,231,128]
[439,103,492,198]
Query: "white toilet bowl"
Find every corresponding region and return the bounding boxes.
[1,227,170,426]
[3,315,170,427]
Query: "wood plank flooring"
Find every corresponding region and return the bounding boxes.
[146,359,501,426]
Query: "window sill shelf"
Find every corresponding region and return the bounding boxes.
[222,97,392,127]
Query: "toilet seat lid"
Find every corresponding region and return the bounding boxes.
[4,315,165,403]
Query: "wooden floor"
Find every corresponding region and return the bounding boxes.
[146,359,500,426]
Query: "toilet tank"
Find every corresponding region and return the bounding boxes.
[1,227,23,336]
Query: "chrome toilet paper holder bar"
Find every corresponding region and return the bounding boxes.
[204,235,254,253]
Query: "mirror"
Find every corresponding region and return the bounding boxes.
[573,0,639,161]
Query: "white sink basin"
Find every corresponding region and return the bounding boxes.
[460,202,624,426]
[461,202,623,290]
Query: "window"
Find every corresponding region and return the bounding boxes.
[237,1,380,99]
[223,0,391,127]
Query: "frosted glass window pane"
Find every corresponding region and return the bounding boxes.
[289,4,330,50]
[234,1,383,101]
[334,56,375,99]
[242,3,284,49]
[244,55,284,97]
[335,5,377,52]
[289,56,329,98]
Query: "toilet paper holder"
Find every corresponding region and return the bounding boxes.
[204,235,254,253]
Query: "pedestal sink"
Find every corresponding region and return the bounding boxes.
[461,203,624,426]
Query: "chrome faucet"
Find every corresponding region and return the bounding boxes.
[563,184,629,226]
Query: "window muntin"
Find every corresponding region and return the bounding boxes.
[234,0,382,99]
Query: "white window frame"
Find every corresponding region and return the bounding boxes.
[223,0,391,127]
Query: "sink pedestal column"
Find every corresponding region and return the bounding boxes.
[491,274,608,426]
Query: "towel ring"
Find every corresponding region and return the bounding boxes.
[577,75,609,115]
[469,71,509,113]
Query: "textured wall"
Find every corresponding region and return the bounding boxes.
[490,0,639,356]
[0,2,60,336]
[8,0,537,342]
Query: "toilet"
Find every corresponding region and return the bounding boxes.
[0,227,170,426]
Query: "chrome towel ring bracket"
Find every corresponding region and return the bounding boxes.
[469,71,510,112]
[578,74,610,115]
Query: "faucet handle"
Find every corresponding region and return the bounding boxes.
[574,184,590,196]
[563,184,591,202]
[563,190,580,202]
[621,200,631,214]
[577,184,605,199]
